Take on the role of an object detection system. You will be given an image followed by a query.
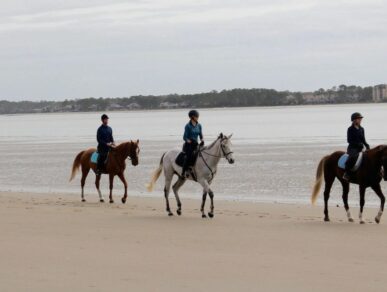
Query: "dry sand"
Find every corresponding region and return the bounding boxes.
[1,191,387,292]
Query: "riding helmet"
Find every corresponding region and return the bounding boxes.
[188,110,199,118]
[351,112,363,121]
[101,114,109,120]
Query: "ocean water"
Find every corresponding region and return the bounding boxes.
[1,103,387,206]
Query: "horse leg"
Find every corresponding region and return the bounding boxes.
[359,186,366,224]
[340,180,353,222]
[199,180,210,218]
[201,192,208,218]
[172,178,185,216]
[371,184,385,224]
[95,174,104,202]
[80,167,90,202]
[164,177,173,216]
[118,173,128,204]
[109,174,115,203]
[208,189,215,218]
[323,176,334,222]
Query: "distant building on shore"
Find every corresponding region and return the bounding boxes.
[372,84,387,102]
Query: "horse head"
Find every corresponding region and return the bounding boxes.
[127,140,140,166]
[218,133,234,164]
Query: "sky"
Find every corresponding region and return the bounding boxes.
[0,0,386,101]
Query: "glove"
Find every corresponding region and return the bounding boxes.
[200,141,204,146]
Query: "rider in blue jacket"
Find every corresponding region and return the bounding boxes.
[343,112,370,180]
[182,110,204,177]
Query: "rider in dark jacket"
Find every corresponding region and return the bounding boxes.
[182,110,204,177]
[96,114,115,174]
[343,112,370,180]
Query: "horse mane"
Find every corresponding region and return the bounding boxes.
[203,137,220,150]
[367,145,387,155]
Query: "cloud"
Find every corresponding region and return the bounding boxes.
[0,0,386,100]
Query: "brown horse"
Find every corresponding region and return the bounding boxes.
[69,140,140,204]
[311,145,387,224]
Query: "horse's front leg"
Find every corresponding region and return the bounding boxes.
[118,173,128,204]
[199,180,211,218]
[372,184,385,224]
[208,190,214,218]
[109,174,115,203]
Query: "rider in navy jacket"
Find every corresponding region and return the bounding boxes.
[96,114,115,174]
[344,112,369,180]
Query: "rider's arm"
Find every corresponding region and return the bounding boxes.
[361,128,370,150]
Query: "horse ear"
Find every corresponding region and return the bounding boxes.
[228,133,233,139]
[136,139,139,144]
[219,133,223,139]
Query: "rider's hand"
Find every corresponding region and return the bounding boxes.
[200,141,204,146]
[187,140,192,144]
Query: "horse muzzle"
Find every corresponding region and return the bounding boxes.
[228,158,235,164]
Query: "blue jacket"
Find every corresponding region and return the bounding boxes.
[347,125,369,152]
[97,125,114,153]
[183,122,203,143]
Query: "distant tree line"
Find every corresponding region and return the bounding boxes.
[0,85,376,114]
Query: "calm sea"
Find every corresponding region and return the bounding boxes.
[1,103,386,205]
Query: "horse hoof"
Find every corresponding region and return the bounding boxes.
[121,198,126,204]
[324,217,330,222]
[100,199,105,203]
[348,218,354,223]
[82,199,86,202]
[109,200,114,204]
[208,212,214,218]
[375,217,380,224]
[360,220,365,224]
[177,210,182,216]
[168,212,174,216]
[202,214,207,218]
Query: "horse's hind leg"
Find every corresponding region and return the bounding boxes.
[371,184,385,224]
[359,186,366,224]
[172,178,185,216]
[109,174,115,203]
[323,175,334,222]
[199,179,211,218]
[340,180,353,222]
[95,174,104,203]
[80,167,90,202]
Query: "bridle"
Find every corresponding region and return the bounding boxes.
[198,137,233,181]
[200,137,234,161]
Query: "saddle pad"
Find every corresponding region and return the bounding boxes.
[91,152,99,164]
[338,152,363,171]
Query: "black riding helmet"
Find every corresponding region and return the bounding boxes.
[101,114,109,120]
[351,112,363,121]
[188,110,199,118]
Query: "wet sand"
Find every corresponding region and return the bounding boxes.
[1,191,387,291]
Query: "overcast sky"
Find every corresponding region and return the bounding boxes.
[1,0,386,101]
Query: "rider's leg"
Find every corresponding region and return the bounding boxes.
[182,143,193,177]
[343,149,359,180]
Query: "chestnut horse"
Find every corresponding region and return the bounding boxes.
[311,145,387,224]
[69,140,140,203]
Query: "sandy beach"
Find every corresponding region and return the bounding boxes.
[1,191,387,292]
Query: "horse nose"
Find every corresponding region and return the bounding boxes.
[229,159,235,164]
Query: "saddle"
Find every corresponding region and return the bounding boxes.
[338,152,363,171]
[175,150,199,168]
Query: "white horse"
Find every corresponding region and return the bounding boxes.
[146,133,234,218]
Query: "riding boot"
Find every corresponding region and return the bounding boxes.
[182,158,189,178]
[343,172,350,181]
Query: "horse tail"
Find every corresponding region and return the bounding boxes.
[69,151,84,182]
[146,153,165,192]
[311,155,328,205]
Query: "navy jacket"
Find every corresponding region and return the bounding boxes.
[347,125,370,152]
[183,122,203,143]
[97,125,114,153]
